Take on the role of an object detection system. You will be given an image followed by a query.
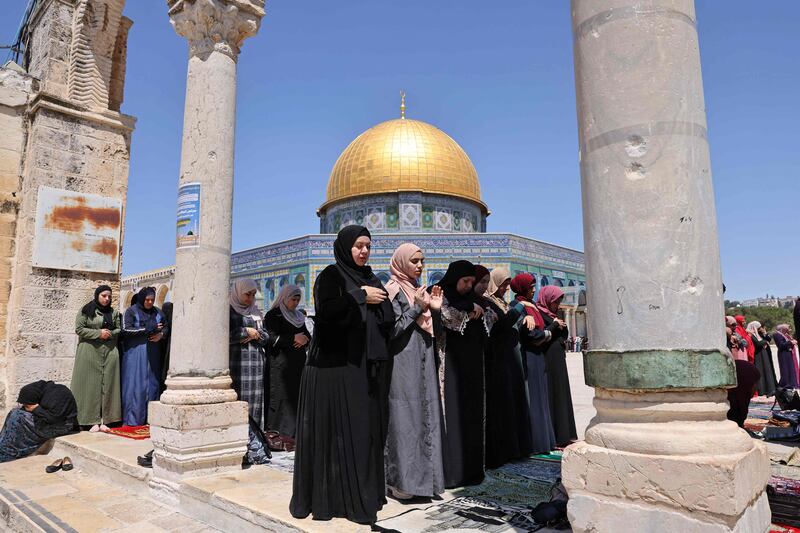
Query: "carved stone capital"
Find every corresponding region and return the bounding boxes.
[167,0,265,59]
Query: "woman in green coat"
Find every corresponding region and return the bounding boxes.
[70,285,122,432]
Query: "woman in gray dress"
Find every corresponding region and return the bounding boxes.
[384,243,445,500]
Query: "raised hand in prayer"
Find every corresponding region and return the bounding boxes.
[429,286,443,311]
[362,286,388,305]
[413,286,429,310]
[293,333,310,348]
[522,315,536,330]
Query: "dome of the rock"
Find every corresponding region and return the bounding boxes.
[320,118,486,213]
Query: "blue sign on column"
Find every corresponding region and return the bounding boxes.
[176,182,201,248]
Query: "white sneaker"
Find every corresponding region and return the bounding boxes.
[89,425,100,433]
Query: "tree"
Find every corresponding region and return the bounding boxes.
[724,306,793,332]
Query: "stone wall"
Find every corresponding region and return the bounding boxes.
[0,0,135,411]
[0,66,34,412]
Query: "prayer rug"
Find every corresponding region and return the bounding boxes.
[104,425,150,440]
[375,496,540,533]
[451,457,561,507]
[769,476,800,528]
[266,450,295,474]
[772,525,800,533]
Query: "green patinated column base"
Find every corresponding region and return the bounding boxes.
[584,349,736,390]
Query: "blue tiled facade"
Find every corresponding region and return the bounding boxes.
[230,232,585,311]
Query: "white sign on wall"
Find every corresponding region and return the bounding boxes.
[32,187,123,274]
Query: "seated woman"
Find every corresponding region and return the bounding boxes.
[0,381,79,463]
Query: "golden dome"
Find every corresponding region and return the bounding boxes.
[321,117,486,213]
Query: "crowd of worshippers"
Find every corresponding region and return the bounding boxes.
[724,312,800,428]
[287,225,578,525]
[0,223,579,523]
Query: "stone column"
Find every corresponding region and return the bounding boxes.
[563,1,771,531]
[149,0,264,498]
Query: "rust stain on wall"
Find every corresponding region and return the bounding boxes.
[44,195,121,233]
[92,238,119,261]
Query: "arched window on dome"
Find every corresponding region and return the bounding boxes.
[540,275,550,288]
[568,280,576,287]
[264,279,275,308]
[554,278,564,287]
[294,274,307,305]
[428,271,445,286]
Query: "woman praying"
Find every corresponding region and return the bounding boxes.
[291,225,395,524]
[775,324,799,389]
[484,267,533,467]
[437,260,495,488]
[536,285,577,446]
[265,284,310,443]
[384,243,445,500]
[121,287,166,426]
[747,321,777,397]
[1,381,78,463]
[229,278,269,431]
[511,272,556,454]
[70,284,121,432]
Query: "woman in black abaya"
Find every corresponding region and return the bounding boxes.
[436,261,496,488]
[290,225,395,524]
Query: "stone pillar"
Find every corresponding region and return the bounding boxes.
[563,1,771,531]
[149,0,264,497]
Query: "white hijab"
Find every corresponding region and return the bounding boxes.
[230,278,263,319]
[270,284,305,328]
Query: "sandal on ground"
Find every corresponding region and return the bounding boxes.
[99,424,110,433]
[46,458,64,473]
[89,425,100,433]
[137,450,153,468]
[61,457,73,471]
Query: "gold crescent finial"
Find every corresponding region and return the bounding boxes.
[400,91,406,119]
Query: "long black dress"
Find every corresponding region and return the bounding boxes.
[439,300,492,488]
[290,265,394,524]
[540,314,577,447]
[265,307,310,438]
[484,301,533,469]
[752,333,778,397]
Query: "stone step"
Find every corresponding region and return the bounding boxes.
[0,452,220,533]
[50,432,153,497]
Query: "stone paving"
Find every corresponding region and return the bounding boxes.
[0,453,219,532]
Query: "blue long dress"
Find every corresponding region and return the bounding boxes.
[121,304,166,426]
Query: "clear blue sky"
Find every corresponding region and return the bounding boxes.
[2,1,797,301]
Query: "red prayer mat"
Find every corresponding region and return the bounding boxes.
[104,425,150,440]
[771,525,800,533]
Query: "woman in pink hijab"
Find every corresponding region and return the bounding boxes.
[383,243,445,500]
[535,285,577,446]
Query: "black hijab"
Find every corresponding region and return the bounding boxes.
[333,225,393,362]
[136,287,157,314]
[81,284,114,330]
[17,380,47,405]
[17,380,78,437]
[436,260,477,312]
